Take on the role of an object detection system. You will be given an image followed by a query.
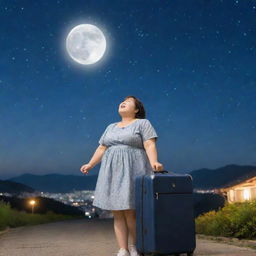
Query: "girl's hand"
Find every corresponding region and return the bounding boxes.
[151,161,164,172]
[80,163,93,175]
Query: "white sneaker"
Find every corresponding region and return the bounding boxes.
[115,248,130,256]
[128,244,141,256]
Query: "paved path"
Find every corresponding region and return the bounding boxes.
[0,218,256,256]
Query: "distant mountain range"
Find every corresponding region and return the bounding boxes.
[6,173,98,193]
[1,164,255,193]
[189,164,256,189]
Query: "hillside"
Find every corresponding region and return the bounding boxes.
[0,195,83,216]
[0,180,36,194]
[190,164,256,189]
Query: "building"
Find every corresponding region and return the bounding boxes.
[215,174,256,203]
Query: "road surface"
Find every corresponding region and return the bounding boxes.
[0,218,255,256]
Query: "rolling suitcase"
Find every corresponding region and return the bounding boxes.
[135,170,196,256]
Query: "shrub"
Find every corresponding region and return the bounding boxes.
[195,199,256,239]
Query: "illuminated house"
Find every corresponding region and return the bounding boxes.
[215,174,256,203]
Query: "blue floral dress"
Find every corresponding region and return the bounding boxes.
[92,118,158,210]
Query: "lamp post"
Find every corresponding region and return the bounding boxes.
[29,199,36,214]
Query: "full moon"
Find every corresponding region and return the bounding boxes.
[66,24,107,65]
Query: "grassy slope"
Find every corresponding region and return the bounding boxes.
[0,200,83,231]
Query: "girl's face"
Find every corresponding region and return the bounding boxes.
[118,98,138,117]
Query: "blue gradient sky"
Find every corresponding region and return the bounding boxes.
[1,0,256,179]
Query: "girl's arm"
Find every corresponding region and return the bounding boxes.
[88,145,108,168]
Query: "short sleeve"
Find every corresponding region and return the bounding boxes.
[98,124,111,146]
[140,119,158,142]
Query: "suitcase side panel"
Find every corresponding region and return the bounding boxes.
[143,175,156,253]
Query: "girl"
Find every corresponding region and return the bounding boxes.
[80,96,163,256]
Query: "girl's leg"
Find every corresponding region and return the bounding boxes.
[112,210,129,250]
[123,209,136,245]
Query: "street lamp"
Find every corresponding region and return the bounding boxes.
[29,199,36,214]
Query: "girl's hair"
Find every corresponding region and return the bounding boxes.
[124,95,146,119]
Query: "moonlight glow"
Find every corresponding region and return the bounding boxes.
[66,24,107,65]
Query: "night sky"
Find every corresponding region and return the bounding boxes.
[1,0,256,179]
